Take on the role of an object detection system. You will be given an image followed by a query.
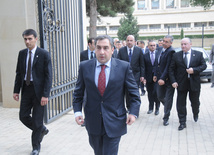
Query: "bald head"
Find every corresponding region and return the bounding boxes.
[126,35,135,48]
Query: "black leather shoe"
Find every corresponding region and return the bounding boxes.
[163,120,169,126]
[155,110,159,115]
[30,150,39,155]
[178,123,186,131]
[193,115,198,122]
[211,84,214,88]
[39,128,49,142]
[147,110,153,114]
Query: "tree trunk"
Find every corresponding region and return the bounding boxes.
[89,0,97,38]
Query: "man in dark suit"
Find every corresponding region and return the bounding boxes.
[117,35,144,109]
[143,40,160,115]
[153,35,175,126]
[13,29,52,155]
[169,38,207,131]
[80,38,96,61]
[112,40,122,58]
[73,35,141,155]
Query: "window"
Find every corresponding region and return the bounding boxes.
[96,26,106,31]
[109,26,119,31]
[139,25,148,30]
[164,24,176,28]
[149,24,161,29]
[209,22,214,26]
[166,0,174,8]
[178,23,191,28]
[87,27,89,31]
[138,0,146,10]
[151,0,159,9]
[194,22,207,27]
[181,0,190,7]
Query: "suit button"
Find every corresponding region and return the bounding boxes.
[101,101,103,103]
[100,112,102,115]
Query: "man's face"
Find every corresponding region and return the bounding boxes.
[89,40,95,51]
[126,36,135,48]
[114,39,119,46]
[163,38,172,49]
[116,42,122,50]
[181,39,192,52]
[148,42,156,52]
[23,35,37,50]
[158,41,163,47]
[95,39,113,64]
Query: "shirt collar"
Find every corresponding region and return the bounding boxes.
[28,46,37,55]
[96,59,111,68]
[127,46,134,52]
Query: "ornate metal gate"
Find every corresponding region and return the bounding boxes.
[38,0,83,123]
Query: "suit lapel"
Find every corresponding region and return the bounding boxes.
[189,49,195,67]
[23,49,28,73]
[89,59,100,95]
[103,58,118,97]
[33,48,40,67]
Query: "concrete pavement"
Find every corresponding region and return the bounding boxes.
[0,81,214,155]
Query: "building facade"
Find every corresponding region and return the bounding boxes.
[86,0,214,39]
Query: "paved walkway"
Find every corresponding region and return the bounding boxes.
[0,81,214,155]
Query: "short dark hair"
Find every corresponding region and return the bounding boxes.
[88,38,95,44]
[94,35,113,48]
[22,29,37,38]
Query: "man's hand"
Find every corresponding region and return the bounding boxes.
[158,79,165,86]
[172,82,178,88]
[41,97,49,106]
[126,114,136,125]
[13,93,19,101]
[186,67,194,74]
[153,76,157,82]
[75,116,84,125]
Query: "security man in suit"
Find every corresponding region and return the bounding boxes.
[144,40,160,115]
[80,38,96,61]
[169,38,207,131]
[153,35,175,126]
[73,35,141,155]
[13,29,52,155]
[117,35,144,109]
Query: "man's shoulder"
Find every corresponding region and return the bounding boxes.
[81,49,88,54]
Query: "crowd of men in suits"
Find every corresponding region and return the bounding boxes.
[76,34,207,154]
[13,28,207,155]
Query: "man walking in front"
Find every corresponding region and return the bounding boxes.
[13,29,52,155]
[169,38,206,131]
[73,35,141,155]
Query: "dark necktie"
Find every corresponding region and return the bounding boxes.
[26,51,32,86]
[151,52,154,65]
[98,65,106,96]
[90,52,93,59]
[129,49,132,62]
[184,52,188,67]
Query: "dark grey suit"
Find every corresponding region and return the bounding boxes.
[169,49,207,124]
[14,47,52,150]
[73,58,140,154]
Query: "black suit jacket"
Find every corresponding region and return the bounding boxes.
[154,46,175,82]
[112,49,118,58]
[117,46,144,85]
[80,49,96,62]
[73,58,141,138]
[14,47,52,100]
[169,49,207,91]
[144,50,159,83]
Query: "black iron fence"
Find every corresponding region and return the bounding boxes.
[38,0,83,123]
